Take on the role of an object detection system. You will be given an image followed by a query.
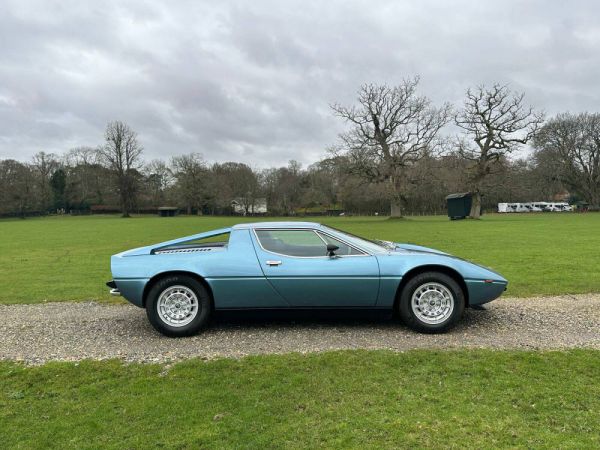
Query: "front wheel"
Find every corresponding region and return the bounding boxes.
[146,275,211,337]
[398,272,465,333]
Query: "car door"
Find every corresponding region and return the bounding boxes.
[251,228,380,307]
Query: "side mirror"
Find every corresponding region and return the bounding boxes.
[326,243,339,257]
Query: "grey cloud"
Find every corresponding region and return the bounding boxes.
[1,0,600,167]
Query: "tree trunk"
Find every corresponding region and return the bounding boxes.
[469,191,482,219]
[390,199,403,218]
[389,176,404,218]
[119,176,131,218]
[120,194,130,217]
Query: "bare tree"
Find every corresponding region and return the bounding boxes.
[64,147,99,199]
[455,84,544,218]
[171,153,209,214]
[63,146,100,168]
[63,146,111,209]
[144,159,172,207]
[31,151,59,211]
[534,112,600,206]
[212,162,259,214]
[261,161,303,215]
[97,121,143,217]
[331,78,451,217]
[0,159,36,217]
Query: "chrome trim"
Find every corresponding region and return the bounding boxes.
[266,260,282,266]
[316,230,368,256]
[252,228,371,260]
[205,276,266,280]
[315,231,329,246]
[206,276,380,280]
[315,229,368,255]
[261,276,379,280]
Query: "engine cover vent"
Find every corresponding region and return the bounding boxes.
[154,247,215,255]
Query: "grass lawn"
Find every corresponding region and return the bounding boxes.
[2,217,599,449]
[1,350,599,449]
[0,213,599,304]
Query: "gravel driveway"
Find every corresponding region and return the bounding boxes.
[1,294,599,364]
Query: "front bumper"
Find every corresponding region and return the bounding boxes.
[466,279,508,306]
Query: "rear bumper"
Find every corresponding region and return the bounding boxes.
[106,280,121,296]
[106,279,147,307]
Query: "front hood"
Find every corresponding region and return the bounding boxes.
[391,242,449,256]
[116,245,153,257]
[387,242,506,282]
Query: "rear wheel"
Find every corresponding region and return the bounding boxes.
[398,272,464,333]
[146,275,211,337]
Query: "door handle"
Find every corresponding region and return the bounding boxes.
[266,260,282,266]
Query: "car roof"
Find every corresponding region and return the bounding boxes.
[232,221,323,230]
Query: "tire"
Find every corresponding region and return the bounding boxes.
[146,275,211,337]
[398,272,465,333]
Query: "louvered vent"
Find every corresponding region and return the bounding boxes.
[155,247,214,255]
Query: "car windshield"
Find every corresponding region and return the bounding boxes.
[321,225,391,253]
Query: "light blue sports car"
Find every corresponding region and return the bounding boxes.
[107,222,507,336]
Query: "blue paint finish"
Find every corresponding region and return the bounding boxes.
[376,276,403,308]
[249,229,380,307]
[465,280,507,305]
[111,228,276,307]
[206,277,289,308]
[109,221,508,311]
[113,278,147,307]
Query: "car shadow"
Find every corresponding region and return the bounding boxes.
[213,309,394,326]
[210,307,493,330]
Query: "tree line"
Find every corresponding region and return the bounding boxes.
[1,79,599,218]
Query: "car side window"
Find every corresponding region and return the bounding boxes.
[317,232,365,256]
[255,229,327,257]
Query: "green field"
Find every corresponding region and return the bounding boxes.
[0,213,599,304]
[2,350,599,448]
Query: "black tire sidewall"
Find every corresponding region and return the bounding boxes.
[398,272,465,333]
[146,275,211,337]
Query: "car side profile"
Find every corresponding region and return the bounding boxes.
[107,222,507,337]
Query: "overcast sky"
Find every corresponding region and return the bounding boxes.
[1,0,599,167]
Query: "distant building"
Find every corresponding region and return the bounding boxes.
[158,206,179,217]
[231,198,267,215]
[552,190,570,202]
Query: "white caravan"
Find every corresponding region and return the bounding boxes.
[498,201,572,213]
[523,203,543,212]
[509,203,529,213]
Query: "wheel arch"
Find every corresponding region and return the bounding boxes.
[142,271,215,308]
[394,265,469,310]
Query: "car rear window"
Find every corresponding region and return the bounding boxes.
[155,232,230,253]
